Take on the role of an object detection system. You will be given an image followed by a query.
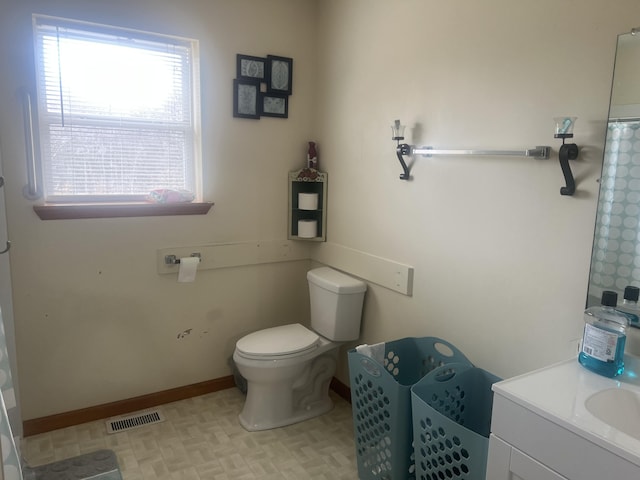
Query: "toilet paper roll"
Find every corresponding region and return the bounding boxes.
[298,219,317,238]
[178,257,199,283]
[298,192,319,210]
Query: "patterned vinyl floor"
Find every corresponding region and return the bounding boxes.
[21,388,359,479]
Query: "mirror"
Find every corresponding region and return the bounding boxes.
[588,29,640,307]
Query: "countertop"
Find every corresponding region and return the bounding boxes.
[492,354,640,466]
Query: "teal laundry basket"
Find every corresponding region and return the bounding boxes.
[411,363,501,480]
[348,337,473,480]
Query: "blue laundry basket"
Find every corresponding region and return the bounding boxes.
[348,337,473,480]
[411,363,501,480]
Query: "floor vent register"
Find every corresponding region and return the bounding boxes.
[106,409,165,434]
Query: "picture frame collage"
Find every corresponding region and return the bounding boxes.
[233,54,293,120]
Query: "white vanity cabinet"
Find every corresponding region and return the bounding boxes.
[486,358,640,480]
[487,434,566,480]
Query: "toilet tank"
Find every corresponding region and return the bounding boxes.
[307,267,367,341]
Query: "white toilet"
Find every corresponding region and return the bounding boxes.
[233,266,367,431]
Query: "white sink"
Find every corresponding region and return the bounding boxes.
[586,387,640,441]
[491,355,640,468]
[490,356,640,479]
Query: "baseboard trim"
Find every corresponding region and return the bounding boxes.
[23,376,236,437]
[23,375,352,437]
[330,377,351,403]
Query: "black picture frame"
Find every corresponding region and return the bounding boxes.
[233,78,260,119]
[260,93,288,118]
[236,54,266,81]
[266,55,293,95]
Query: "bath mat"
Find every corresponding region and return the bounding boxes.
[23,449,122,480]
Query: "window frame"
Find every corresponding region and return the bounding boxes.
[31,15,207,219]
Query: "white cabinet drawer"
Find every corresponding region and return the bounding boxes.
[510,447,567,480]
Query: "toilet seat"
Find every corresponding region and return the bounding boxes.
[236,323,320,359]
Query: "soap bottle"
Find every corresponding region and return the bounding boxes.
[578,290,629,377]
[616,285,640,329]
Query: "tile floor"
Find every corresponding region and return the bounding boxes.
[21,388,359,479]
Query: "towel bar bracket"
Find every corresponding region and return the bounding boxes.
[558,142,579,196]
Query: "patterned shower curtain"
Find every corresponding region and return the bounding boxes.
[0,306,23,479]
[589,120,640,301]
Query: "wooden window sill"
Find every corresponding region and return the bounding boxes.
[33,202,214,220]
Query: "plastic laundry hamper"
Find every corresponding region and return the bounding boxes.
[410,363,501,480]
[348,337,473,480]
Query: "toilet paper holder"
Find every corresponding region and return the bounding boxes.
[165,253,201,265]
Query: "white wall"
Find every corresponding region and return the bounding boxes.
[1,0,640,422]
[314,0,640,383]
[0,0,318,420]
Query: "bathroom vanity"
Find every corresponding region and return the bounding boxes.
[486,355,640,479]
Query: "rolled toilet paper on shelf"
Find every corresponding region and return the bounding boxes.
[298,192,319,210]
[298,219,317,238]
[178,256,199,283]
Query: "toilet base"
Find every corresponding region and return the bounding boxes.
[237,350,338,431]
[239,396,334,432]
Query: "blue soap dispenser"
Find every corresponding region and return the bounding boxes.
[579,290,629,378]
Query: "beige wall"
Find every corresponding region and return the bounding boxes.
[0,0,318,419]
[1,0,639,422]
[313,0,640,382]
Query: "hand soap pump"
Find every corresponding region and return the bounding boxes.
[579,290,629,377]
[616,285,640,329]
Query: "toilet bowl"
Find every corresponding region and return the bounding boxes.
[233,323,339,431]
[233,267,367,431]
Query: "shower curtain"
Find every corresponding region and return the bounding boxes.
[589,120,640,301]
[0,306,22,479]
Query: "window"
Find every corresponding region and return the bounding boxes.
[32,15,202,206]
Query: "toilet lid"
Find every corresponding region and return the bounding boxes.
[236,323,320,357]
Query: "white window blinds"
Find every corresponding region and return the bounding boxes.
[33,15,201,203]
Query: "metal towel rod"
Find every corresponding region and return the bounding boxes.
[395,144,551,180]
[410,146,551,158]
[391,119,551,181]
